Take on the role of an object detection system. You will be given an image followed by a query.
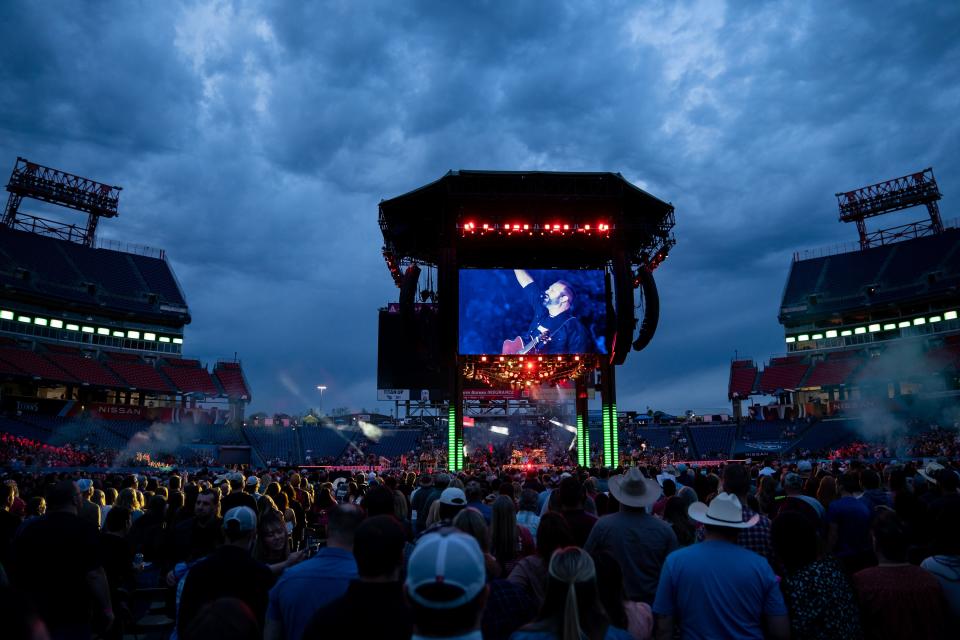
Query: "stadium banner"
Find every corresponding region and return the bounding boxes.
[2,396,72,416]
[463,389,523,399]
[378,389,410,401]
[86,403,178,422]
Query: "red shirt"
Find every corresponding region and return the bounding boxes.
[853,565,947,640]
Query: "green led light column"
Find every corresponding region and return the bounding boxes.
[575,375,589,467]
[611,401,619,467]
[447,404,457,471]
[600,363,618,468]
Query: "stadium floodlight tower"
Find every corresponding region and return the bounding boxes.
[837,168,943,249]
[3,156,122,247]
[378,171,675,471]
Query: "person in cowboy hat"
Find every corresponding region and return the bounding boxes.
[652,492,789,640]
[584,466,677,605]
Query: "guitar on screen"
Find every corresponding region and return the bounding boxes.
[501,330,551,355]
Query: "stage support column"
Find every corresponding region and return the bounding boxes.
[438,245,463,472]
[448,372,464,471]
[575,375,589,467]
[601,362,619,468]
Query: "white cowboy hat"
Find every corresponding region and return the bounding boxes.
[919,461,945,484]
[688,492,759,529]
[608,467,661,510]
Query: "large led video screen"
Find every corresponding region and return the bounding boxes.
[459,269,607,355]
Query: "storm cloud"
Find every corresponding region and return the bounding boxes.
[1,1,958,415]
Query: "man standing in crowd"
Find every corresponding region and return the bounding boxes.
[827,472,874,573]
[265,504,363,640]
[558,475,596,547]
[854,508,947,638]
[405,529,489,640]
[177,506,274,636]
[719,463,775,564]
[776,472,824,524]
[653,492,789,639]
[77,478,101,529]
[585,467,678,604]
[303,515,411,640]
[168,488,223,567]
[10,479,114,639]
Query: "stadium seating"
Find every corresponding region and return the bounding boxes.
[0,347,73,382]
[0,227,188,321]
[757,361,809,392]
[299,426,353,461]
[781,230,960,320]
[46,353,123,387]
[104,351,144,361]
[59,243,144,297]
[728,360,757,399]
[107,360,176,392]
[742,421,790,440]
[214,362,251,399]
[366,429,422,459]
[688,425,735,458]
[242,426,298,462]
[789,420,858,454]
[161,361,219,395]
[805,356,862,387]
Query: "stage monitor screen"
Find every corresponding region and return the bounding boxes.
[459,269,607,355]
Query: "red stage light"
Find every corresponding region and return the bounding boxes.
[526,362,534,369]
[523,224,529,230]
[483,223,489,230]
[563,224,569,230]
[553,224,560,230]
[513,224,520,230]
[481,356,487,362]
[585,224,591,230]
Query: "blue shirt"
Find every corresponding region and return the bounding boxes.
[653,540,787,640]
[826,496,872,557]
[267,546,357,640]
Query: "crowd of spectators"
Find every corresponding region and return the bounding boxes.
[0,450,958,640]
[0,433,113,468]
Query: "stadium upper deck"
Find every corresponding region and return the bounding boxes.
[0,157,250,416]
[730,170,960,411]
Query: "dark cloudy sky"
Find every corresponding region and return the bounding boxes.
[1,1,958,416]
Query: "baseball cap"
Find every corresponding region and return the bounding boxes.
[76,479,93,492]
[784,472,804,490]
[222,506,257,533]
[439,487,467,506]
[245,476,259,487]
[406,530,486,609]
[796,460,813,474]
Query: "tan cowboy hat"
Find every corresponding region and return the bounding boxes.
[608,467,661,510]
[688,492,759,529]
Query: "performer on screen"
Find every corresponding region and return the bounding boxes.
[507,269,592,354]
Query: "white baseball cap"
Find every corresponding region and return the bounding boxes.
[406,530,486,609]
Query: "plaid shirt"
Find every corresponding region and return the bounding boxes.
[695,505,775,565]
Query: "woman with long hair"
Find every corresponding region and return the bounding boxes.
[253,509,305,576]
[756,475,778,518]
[491,495,533,575]
[509,512,575,606]
[513,547,631,640]
[662,496,695,547]
[816,475,838,511]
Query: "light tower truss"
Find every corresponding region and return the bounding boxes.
[3,156,122,247]
[836,168,943,250]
